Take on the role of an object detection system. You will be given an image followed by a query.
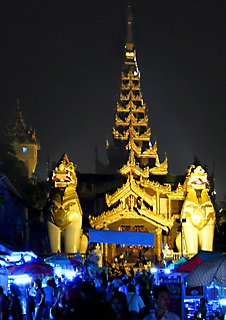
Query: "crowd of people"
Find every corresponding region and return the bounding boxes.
[0,268,182,320]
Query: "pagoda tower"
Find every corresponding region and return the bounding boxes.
[96,6,167,175]
[90,6,215,264]
[4,98,40,178]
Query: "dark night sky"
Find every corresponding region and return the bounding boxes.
[0,1,226,201]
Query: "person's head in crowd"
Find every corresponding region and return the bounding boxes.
[35,279,42,290]
[10,284,21,297]
[128,284,135,293]
[153,285,170,313]
[50,278,56,287]
[122,278,128,286]
[47,279,52,287]
[200,298,207,306]
[80,281,94,300]
[110,292,128,317]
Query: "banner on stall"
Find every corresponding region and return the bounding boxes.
[87,267,108,280]
[89,229,155,246]
[0,268,8,294]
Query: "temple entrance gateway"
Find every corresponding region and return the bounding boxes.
[114,245,155,264]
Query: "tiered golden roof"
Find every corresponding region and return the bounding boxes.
[90,7,174,232]
[111,10,167,174]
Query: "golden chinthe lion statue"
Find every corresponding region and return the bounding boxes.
[181,165,215,255]
[47,154,87,253]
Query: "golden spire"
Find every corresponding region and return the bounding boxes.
[105,3,168,175]
[126,4,133,51]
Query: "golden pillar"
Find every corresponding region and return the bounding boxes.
[168,198,171,219]
[104,243,108,265]
[100,242,104,266]
[103,226,108,266]
[156,191,160,215]
[111,244,116,262]
[155,227,162,263]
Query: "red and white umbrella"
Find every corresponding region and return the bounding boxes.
[10,261,54,277]
[185,255,226,287]
[69,258,83,267]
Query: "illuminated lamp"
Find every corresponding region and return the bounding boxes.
[219,299,226,306]
[10,275,31,285]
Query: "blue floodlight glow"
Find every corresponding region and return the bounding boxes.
[10,275,31,285]
[7,256,19,262]
[65,270,76,281]
[7,251,38,263]
[150,267,158,273]
[219,299,226,306]
[54,267,62,277]
[164,268,171,274]
[24,255,32,262]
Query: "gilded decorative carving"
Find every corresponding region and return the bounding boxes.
[149,157,168,175]
[119,143,149,178]
[139,142,157,157]
[182,189,215,230]
[137,128,151,140]
[121,78,140,90]
[120,162,149,178]
[120,90,137,101]
[135,105,145,112]
[137,116,148,125]
[89,206,172,231]
[186,165,209,191]
[52,153,77,188]
[126,139,141,155]
[168,183,186,200]
[105,174,155,209]
[130,127,151,141]
[155,227,162,236]
[112,128,129,140]
[117,102,130,112]
[125,51,135,59]
[139,178,172,193]
[115,115,130,126]
[121,71,140,81]
[120,93,128,100]
[134,83,140,89]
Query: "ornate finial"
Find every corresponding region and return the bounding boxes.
[16,92,20,110]
[126,4,133,51]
